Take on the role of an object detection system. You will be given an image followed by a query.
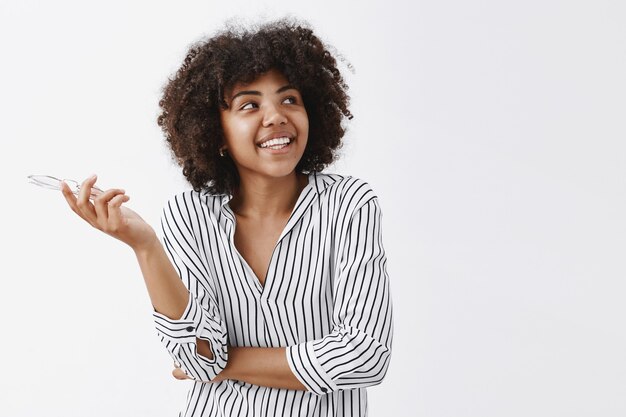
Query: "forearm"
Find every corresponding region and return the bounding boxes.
[134,236,190,320]
[220,346,306,391]
[135,237,215,361]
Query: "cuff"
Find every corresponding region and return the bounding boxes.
[153,293,206,345]
[286,341,338,396]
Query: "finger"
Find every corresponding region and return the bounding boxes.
[172,368,190,380]
[106,193,131,231]
[60,180,80,214]
[93,188,126,226]
[75,175,99,224]
[60,180,94,225]
[108,194,130,231]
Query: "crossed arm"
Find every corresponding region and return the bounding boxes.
[174,343,306,391]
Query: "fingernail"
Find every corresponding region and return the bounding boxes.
[89,174,97,180]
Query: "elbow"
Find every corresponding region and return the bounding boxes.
[359,343,392,388]
[371,347,392,387]
[287,327,393,396]
[331,340,392,393]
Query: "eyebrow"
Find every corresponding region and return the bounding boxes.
[230,84,297,104]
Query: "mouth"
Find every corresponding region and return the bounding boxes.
[257,136,294,152]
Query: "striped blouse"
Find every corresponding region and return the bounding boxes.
[152,171,393,417]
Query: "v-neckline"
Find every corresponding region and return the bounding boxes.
[225,173,315,295]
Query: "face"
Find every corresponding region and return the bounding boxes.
[219,69,309,181]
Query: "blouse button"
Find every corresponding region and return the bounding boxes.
[321,388,328,393]
[185,326,194,332]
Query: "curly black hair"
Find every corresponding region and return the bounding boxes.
[157,17,353,195]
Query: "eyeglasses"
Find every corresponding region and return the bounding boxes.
[27,175,104,200]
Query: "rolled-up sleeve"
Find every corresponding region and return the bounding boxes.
[153,193,228,382]
[286,197,394,395]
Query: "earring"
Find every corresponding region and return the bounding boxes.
[219,148,227,157]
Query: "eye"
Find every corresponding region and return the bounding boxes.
[240,102,258,110]
[283,96,297,104]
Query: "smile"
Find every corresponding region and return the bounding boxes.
[257,136,293,150]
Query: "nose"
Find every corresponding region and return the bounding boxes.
[262,102,288,127]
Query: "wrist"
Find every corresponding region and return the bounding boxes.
[220,346,238,380]
[132,234,161,257]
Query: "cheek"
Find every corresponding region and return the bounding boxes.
[222,116,255,145]
[294,112,309,136]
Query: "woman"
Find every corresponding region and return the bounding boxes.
[61,18,393,417]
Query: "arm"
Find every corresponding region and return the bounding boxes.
[285,197,393,395]
[207,346,306,390]
[59,177,225,378]
[134,240,215,362]
[147,193,228,381]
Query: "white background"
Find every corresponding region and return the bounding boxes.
[1,0,625,416]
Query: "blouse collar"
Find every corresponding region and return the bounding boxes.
[216,171,332,209]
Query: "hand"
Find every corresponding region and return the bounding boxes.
[172,366,192,381]
[60,174,157,251]
[172,361,228,383]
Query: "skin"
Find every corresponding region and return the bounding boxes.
[219,68,310,218]
[61,68,310,391]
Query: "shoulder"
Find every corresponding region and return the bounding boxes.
[161,189,204,211]
[160,189,224,223]
[316,172,379,216]
[159,189,227,243]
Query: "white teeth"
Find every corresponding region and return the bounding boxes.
[259,137,291,148]
[268,144,288,150]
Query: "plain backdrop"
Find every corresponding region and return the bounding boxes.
[1,0,625,416]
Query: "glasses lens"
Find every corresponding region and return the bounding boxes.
[28,175,61,190]
[28,175,104,199]
[64,179,80,191]
[28,175,82,193]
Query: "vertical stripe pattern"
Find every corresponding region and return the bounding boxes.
[152,172,393,417]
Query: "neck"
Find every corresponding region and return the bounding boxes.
[229,170,309,219]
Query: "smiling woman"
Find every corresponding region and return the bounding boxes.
[218,69,310,181]
[59,16,393,417]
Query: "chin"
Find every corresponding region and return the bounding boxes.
[260,165,300,179]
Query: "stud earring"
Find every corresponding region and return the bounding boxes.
[219,148,227,157]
